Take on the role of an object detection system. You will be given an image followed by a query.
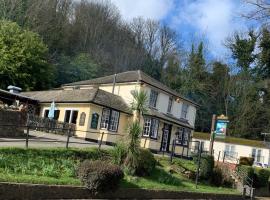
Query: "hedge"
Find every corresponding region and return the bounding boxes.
[239,157,254,166]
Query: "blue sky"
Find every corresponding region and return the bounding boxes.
[111,0,258,60]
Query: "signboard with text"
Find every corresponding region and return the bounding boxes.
[215,115,229,138]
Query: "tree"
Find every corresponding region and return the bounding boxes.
[55,53,99,86]
[226,30,257,72]
[0,20,53,90]
[257,28,270,79]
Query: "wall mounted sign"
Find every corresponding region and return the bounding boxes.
[90,113,99,129]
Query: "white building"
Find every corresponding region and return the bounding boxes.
[192,132,270,166]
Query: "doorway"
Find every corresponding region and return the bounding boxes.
[160,123,172,152]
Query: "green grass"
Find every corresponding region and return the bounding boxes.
[121,156,239,194]
[0,147,239,194]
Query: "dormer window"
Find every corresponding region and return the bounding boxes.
[181,103,189,119]
[149,90,158,108]
[167,97,173,113]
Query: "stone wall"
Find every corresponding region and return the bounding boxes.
[0,182,244,200]
[0,110,26,137]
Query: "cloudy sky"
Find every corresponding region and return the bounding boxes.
[110,0,257,58]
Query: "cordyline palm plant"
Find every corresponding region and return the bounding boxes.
[124,90,148,174]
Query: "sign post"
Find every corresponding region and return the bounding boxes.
[209,114,216,156]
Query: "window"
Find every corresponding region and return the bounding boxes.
[167,97,173,113]
[175,127,191,147]
[225,145,236,158]
[149,90,158,108]
[100,108,120,132]
[109,110,120,132]
[181,103,189,119]
[64,110,78,124]
[143,117,159,139]
[100,108,110,129]
[251,148,263,163]
[44,109,60,120]
[79,112,86,126]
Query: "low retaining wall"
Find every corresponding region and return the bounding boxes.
[0,182,243,199]
[0,110,26,137]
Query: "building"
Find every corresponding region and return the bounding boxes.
[192,132,270,167]
[22,70,198,153]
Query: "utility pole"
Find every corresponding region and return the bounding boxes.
[209,114,216,156]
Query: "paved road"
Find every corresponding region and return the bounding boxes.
[0,130,112,149]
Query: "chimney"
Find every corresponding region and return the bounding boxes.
[7,85,22,94]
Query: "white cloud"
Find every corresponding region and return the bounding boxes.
[110,0,174,21]
[174,0,249,56]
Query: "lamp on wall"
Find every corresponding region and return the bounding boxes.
[176,97,180,103]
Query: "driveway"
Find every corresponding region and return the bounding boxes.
[0,130,112,149]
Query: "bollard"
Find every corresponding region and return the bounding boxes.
[25,126,30,149]
[98,132,105,150]
[66,129,71,149]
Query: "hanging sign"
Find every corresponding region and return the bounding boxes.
[215,114,229,138]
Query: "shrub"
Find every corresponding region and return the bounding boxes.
[239,157,254,166]
[112,142,127,165]
[135,148,156,176]
[237,165,254,184]
[254,168,270,188]
[77,160,124,193]
[194,154,214,179]
[211,166,234,187]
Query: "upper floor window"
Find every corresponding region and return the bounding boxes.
[167,97,173,113]
[181,103,189,119]
[149,90,158,108]
[143,117,159,139]
[100,108,120,132]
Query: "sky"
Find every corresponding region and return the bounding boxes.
[110,0,257,59]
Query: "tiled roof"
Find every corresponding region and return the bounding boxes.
[63,70,198,106]
[193,132,269,149]
[21,88,130,114]
[145,109,194,129]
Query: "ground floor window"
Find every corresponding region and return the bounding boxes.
[143,117,159,139]
[251,148,263,163]
[225,144,236,158]
[44,109,60,120]
[100,108,120,132]
[64,110,78,124]
[175,127,191,147]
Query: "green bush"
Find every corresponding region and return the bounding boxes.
[135,148,156,176]
[211,167,223,186]
[254,168,270,188]
[77,160,124,193]
[194,154,214,179]
[112,142,127,165]
[237,165,254,184]
[239,157,254,166]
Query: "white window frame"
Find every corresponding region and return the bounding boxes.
[143,117,159,139]
[225,144,236,158]
[100,108,120,132]
[252,148,263,163]
[109,110,120,132]
[181,103,189,119]
[167,97,173,113]
[149,90,158,108]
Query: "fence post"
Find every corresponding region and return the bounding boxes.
[98,132,105,150]
[195,142,202,189]
[66,128,71,149]
[25,126,30,149]
[223,151,226,163]
[218,151,221,162]
[170,139,175,163]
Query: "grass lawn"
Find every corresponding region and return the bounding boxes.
[0,147,239,194]
[121,156,238,194]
